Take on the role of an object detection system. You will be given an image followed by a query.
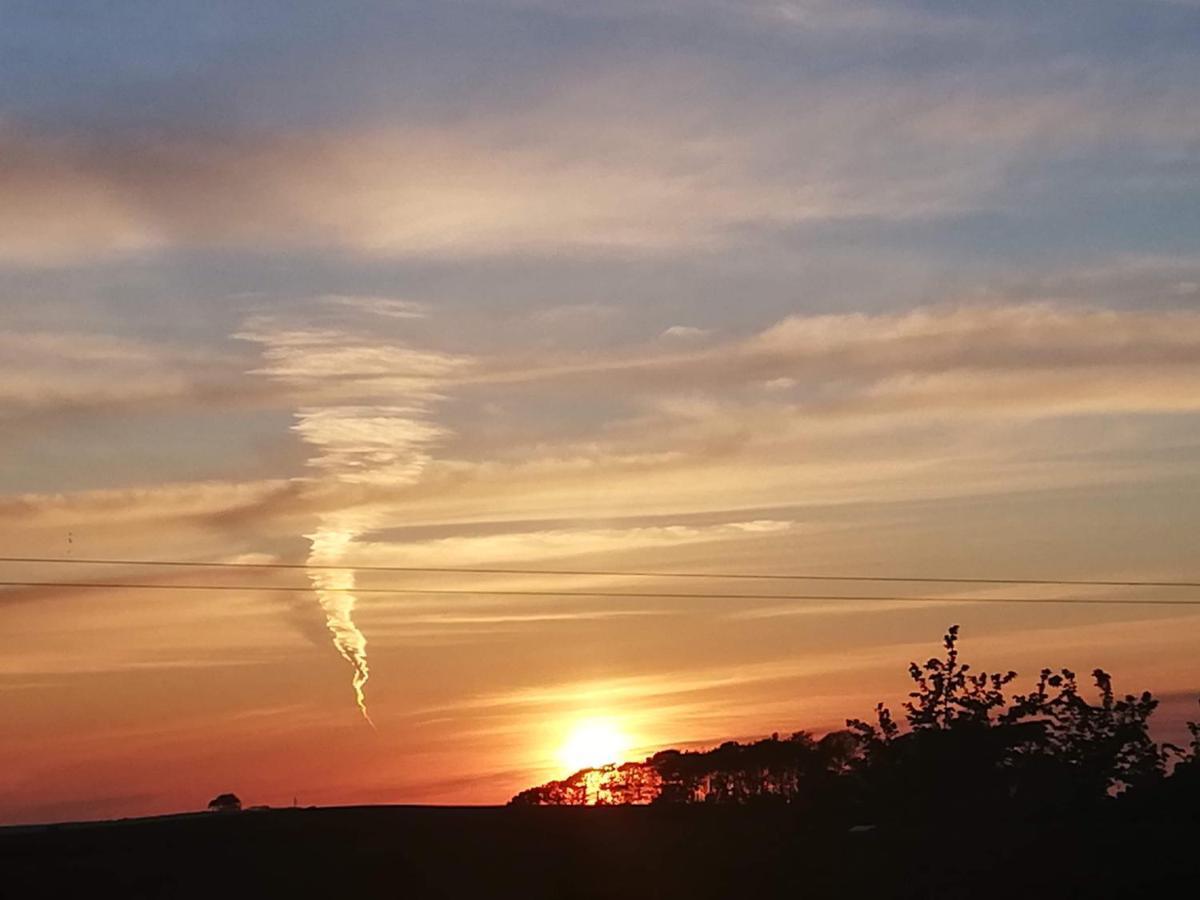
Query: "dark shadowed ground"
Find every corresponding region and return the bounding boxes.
[1,799,1196,899]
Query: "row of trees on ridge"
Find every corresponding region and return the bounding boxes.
[510,626,1200,821]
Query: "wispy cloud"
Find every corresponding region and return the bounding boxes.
[0,479,292,529]
[0,331,258,424]
[348,520,795,568]
[9,303,1198,561]
[4,52,1195,267]
[468,304,1200,414]
[416,641,917,714]
[237,301,471,722]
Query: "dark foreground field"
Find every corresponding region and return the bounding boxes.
[2,800,1197,900]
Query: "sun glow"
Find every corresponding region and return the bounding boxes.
[558,718,633,773]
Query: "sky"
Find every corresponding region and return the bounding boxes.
[3,0,1200,825]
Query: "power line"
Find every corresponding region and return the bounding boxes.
[2,580,1200,607]
[1,555,1199,589]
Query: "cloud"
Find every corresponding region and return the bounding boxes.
[762,377,797,391]
[0,479,293,529]
[531,304,621,328]
[237,305,475,721]
[469,304,1200,415]
[235,313,471,482]
[14,302,1192,560]
[235,318,467,394]
[51,301,1172,553]
[347,519,796,568]
[415,640,918,714]
[324,296,428,320]
[5,303,1200,623]
[5,49,1196,267]
[0,123,756,265]
[0,655,282,678]
[462,0,974,36]
[257,302,1195,532]
[0,330,260,424]
[17,302,1199,433]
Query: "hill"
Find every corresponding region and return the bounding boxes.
[1,799,1196,899]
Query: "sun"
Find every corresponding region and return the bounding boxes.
[557,718,633,773]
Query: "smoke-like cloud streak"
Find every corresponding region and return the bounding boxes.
[237,301,466,723]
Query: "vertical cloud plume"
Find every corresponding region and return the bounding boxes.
[306,519,375,724]
[237,301,467,723]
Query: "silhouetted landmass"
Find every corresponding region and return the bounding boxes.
[2,795,1196,898]
[2,626,1196,899]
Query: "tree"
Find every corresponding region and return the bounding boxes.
[903,625,1016,731]
[510,625,1179,817]
[846,625,1166,821]
[1167,699,1200,768]
[207,792,242,812]
[1002,667,1166,799]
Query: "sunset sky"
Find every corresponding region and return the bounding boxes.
[3,0,1200,825]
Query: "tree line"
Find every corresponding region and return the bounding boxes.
[510,625,1200,821]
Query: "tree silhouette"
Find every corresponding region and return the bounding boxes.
[902,625,1017,730]
[511,624,1189,820]
[999,665,1166,805]
[207,792,242,812]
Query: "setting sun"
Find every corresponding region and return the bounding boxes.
[557,719,633,773]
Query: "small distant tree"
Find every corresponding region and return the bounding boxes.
[207,793,242,812]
